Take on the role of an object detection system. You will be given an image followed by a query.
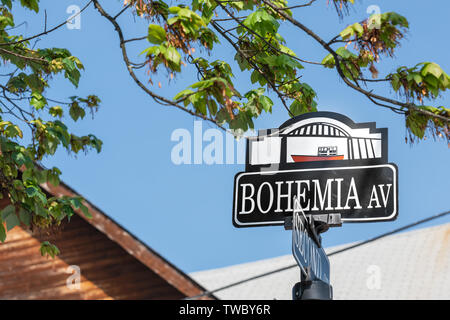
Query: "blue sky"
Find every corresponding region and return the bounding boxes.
[13,0,449,273]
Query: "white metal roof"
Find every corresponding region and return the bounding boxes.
[190,223,450,300]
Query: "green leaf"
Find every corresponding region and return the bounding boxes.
[34,202,48,217]
[243,8,279,36]
[1,205,15,221]
[413,74,423,85]
[165,46,181,65]
[406,112,427,139]
[424,74,438,89]
[69,102,86,121]
[250,70,260,84]
[88,134,103,153]
[12,150,28,166]
[20,0,39,12]
[1,0,12,10]
[168,6,181,14]
[174,89,194,101]
[47,168,61,187]
[30,92,47,110]
[22,168,33,182]
[0,15,14,29]
[391,73,401,91]
[352,23,364,36]
[147,24,167,44]
[5,212,19,231]
[62,58,81,87]
[25,183,47,204]
[336,47,357,59]
[49,106,63,118]
[259,95,273,113]
[0,222,5,242]
[340,25,354,40]
[4,124,23,138]
[79,203,92,219]
[421,63,443,79]
[207,99,218,115]
[40,241,60,259]
[321,54,335,68]
[25,186,38,197]
[19,207,31,226]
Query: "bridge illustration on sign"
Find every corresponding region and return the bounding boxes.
[245,112,388,171]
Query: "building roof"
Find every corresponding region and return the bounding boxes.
[0,178,213,299]
[40,181,211,299]
[43,182,215,298]
[190,222,450,300]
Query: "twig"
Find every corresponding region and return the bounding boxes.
[262,0,450,123]
[92,0,226,132]
[0,1,93,47]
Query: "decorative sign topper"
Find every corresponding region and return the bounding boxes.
[233,112,398,227]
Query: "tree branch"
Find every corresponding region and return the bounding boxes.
[0,1,93,47]
[214,0,323,66]
[211,21,294,117]
[262,0,450,123]
[282,0,317,10]
[0,48,48,64]
[92,0,226,131]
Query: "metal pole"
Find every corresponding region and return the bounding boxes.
[293,268,333,300]
[291,215,337,300]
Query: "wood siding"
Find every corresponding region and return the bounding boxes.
[39,182,210,299]
[0,215,186,300]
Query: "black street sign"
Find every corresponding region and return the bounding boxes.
[292,202,330,284]
[233,112,399,228]
[233,164,398,227]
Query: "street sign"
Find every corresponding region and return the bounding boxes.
[233,112,399,227]
[234,164,397,227]
[292,199,330,284]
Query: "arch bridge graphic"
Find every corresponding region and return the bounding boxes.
[246,112,388,171]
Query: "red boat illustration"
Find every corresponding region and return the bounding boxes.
[291,146,344,163]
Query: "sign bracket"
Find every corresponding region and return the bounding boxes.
[285,213,342,233]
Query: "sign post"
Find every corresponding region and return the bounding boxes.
[231,112,399,300]
[290,196,333,300]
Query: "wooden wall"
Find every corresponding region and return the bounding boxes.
[0,214,186,300]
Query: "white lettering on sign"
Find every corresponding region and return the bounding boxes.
[257,182,273,214]
[296,180,310,211]
[367,184,392,208]
[343,178,362,210]
[240,184,255,214]
[275,181,294,213]
[335,178,344,210]
[237,177,390,215]
[311,179,333,211]
[233,164,398,225]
